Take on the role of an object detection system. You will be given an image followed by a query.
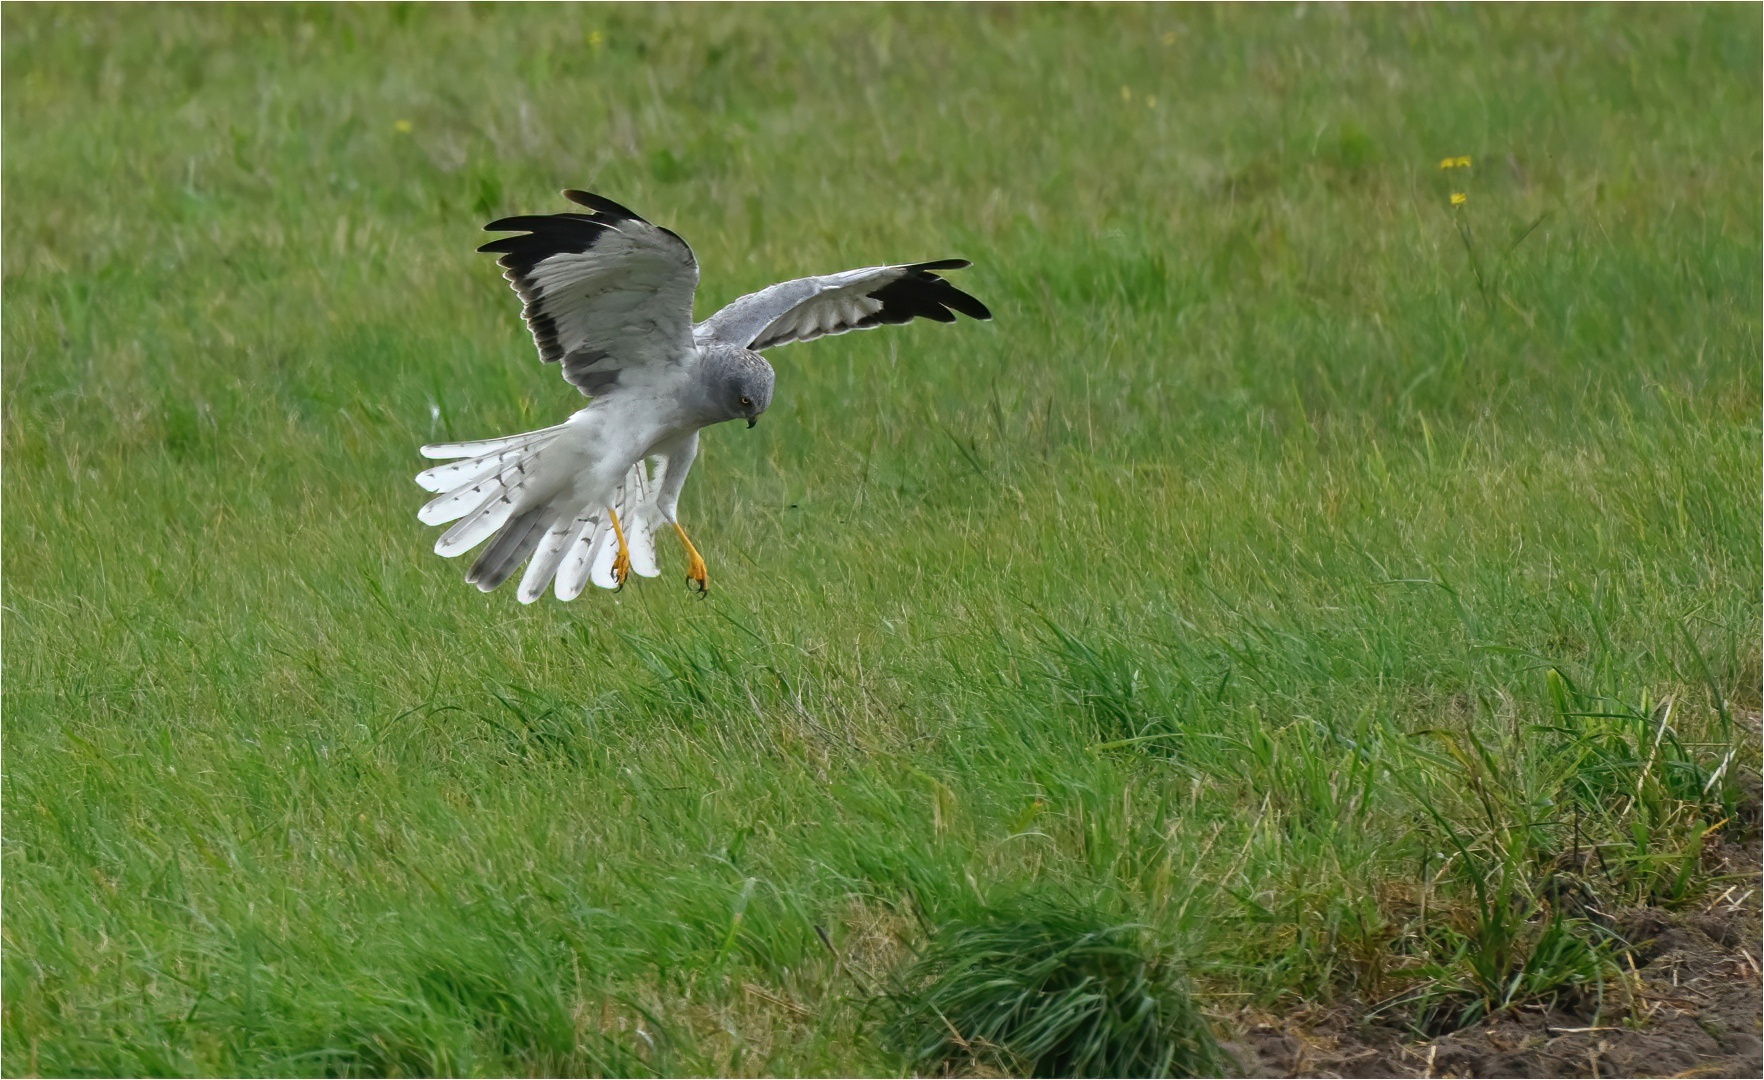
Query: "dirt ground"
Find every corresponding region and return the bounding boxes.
[1224,841,1762,1079]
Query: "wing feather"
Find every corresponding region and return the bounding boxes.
[480,191,699,394]
[695,260,990,352]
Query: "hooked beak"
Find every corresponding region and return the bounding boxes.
[747,417,758,429]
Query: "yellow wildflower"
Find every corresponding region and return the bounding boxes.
[1438,155,1472,170]
[588,29,604,48]
[394,119,413,134]
[1450,192,1468,206]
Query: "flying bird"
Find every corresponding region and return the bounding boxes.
[415,190,991,602]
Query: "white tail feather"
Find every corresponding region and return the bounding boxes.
[419,424,566,460]
[589,499,623,590]
[625,510,660,578]
[417,432,565,525]
[416,448,528,494]
[622,462,661,579]
[436,490,522,556]
[517,515,584,604]
[417,422,676,601]
[420,469,513,526]
[555,517,607,601]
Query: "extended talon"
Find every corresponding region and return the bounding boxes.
[607,507,633,589]
[674,522,709,595]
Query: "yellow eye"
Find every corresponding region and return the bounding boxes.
[739,396,752,407]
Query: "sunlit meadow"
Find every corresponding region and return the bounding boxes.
[4,5,1758,1076]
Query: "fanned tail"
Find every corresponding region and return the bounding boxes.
[415,427,664,603]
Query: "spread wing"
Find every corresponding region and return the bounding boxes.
[479,190,699,396]
[694,260,990,352]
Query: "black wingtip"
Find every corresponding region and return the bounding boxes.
[561,189,646,221]
[902,260,990,321]
[480,213,591,239]
[907,259,989,320]
[919,270,991,322]
[908,258,972,272]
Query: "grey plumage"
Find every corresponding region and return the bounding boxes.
[416,190,990,602]
[693,342,776,427]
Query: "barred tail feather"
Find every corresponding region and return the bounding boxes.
[419,423,567,461]
[466,505,550,591]
[420,476,505,527]
[517,513,586,604]
[417,429,566,525]
[436,490,522,556]
[622,462,661,579]
[416,449,531,495]
[589,510,622,590]
[554,517,609,601]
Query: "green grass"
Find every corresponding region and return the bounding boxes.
[883,896,1223,1078]
[4,4,1758,1076]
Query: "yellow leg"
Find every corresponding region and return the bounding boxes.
[673,522,709,594]
[606,507,632,589]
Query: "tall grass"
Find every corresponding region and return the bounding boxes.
[4,4,1758,1076]
[884,897,1224,1078]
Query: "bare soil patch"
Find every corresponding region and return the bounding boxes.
[1226,842,1762,1079]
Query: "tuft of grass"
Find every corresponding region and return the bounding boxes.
[1398,905,1617,1037]
[883,897,1225,1078]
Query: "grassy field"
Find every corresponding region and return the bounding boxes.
[4,4,1759,1076]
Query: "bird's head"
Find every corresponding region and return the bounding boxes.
[708,346,775,428]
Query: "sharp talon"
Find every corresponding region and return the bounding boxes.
[673,520,709,598]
